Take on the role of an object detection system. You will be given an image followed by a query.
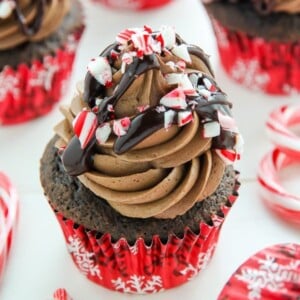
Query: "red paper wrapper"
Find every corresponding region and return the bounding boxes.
[0,27,84,125]
[0,172,18,283]
[218,243,300,300]
[211,19,300,95]
[52,176,239,294]
[91,0,172,10]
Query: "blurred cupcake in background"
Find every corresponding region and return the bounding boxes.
[0,0,85,125]
[90,0,172,10]
[202,0,300,95]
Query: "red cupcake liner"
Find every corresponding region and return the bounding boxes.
[0,172,19,283]
[53,288,73,300]
[218,243,300,300]
[91,0,172,10]
[211,19,300,95]
[0,27,84,125]
[52,173,240,294]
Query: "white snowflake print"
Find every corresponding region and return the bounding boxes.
[236,254,300,300]
[230,59,270,92]
[0,70,19,100]
[29,56,60,91]
[67,236,102,279]
[179,244,216,280]
[129,243,138,255]
[212,21,229,49]
[112,275,164,294]
[283,83,299,96]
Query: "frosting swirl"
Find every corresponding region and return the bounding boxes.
[202,0,300,14]
[0,0,70,50]
[55,26,243,219]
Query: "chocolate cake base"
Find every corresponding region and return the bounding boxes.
[204,2,300,42]
[40,136,237,245]
[0,0,84,70]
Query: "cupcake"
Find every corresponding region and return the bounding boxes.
[202,0,300,95]
[40,25,242,293]
[90,0,172,10]
[0,0,85,125]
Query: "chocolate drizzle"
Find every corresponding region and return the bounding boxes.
[13,0,46,36]
[62,30,237,176]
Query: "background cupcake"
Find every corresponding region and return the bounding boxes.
[40,25,242,293]
[202,0,300,95]
[0,0,85,125]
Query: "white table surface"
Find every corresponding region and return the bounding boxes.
[0,0,300,299]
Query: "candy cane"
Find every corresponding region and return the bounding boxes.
[0,172,18,282]
[266,104,300,157]
[257,148,300,225]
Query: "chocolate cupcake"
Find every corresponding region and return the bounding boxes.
[202,0,300,95]
[0,0,85,125]
[40,25,242,293]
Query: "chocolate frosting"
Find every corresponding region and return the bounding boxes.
[55,26,242,219]
[0,0,70,50]
[202,0,300,14]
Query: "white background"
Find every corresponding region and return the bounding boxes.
[0,0,299,299]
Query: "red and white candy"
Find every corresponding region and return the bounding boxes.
[159,25,176,49]
[113,117,131,136]
[258,148,300,225]
[171,44,191,63]
[73,110,98,149]
[266,104,300,157]
[88,57,112,87]
[53,288,73,300]
[215,149,240,165]
[95,122,111,145]
[160,87,187,110]
[0,172,18,283]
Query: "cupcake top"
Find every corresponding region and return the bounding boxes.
[0,0,70,50]
[55,25,243,219]
[202,0,300,15]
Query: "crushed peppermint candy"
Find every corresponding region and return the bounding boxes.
[113,117,131,136]
[164,109,176,129]
[73,110,98,149]
[178,110,193,127]
[96,123,112,145]
[160,87,187,110]
[203,121,221,138]
[88,57,112,87]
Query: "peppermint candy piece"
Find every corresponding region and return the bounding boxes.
[164,109,176,129]
[165,73,197,96]
[160,87,187,109]
[73,110,98,149]
[159,25,176,49]
[53,288,72,300]
[116,28,137,45]
[178,111,193,127]
[95,123,111,145]
[203,121,220,138]
[113,117,131,136]
[215,149,239,165]
[172,44,191,63]
[218,111,236,131]
[0,1,15,19]
[88,57,112,87]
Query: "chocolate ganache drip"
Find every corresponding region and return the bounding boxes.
[56,26,243,219]
[61,26,240,176]
[13,0,46,36]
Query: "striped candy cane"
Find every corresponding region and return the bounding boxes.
[257,148,300,226]
[266,104,300,157]
[0,172,18,282]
